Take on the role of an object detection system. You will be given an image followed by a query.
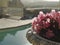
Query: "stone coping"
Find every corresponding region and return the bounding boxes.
[0,18,32,29]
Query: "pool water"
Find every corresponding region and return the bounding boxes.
[0,24,32,45]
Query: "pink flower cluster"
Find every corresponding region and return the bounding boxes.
[32,10,60,38]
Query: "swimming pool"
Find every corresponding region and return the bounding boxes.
[0,24,32,45]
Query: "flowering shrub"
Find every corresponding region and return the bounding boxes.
[32,10,60,39]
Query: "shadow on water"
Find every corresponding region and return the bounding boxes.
[0,23,32,45]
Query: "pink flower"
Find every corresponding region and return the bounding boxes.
[32,17,40,31]
[35,24,42,34]
[32,17,37,30]
[45,30,55,38]
[43,21,50,28]
[38,11,45,20]
[32,10,60,38]
[57,11,60,28]
[51,10,57,20]
[46,13,53,19]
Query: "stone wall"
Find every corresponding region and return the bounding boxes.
[3,7,24,20]
[0,0,9,7]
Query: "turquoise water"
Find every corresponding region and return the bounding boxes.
[0,24,32,45]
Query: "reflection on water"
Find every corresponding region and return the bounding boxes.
[0,28,32,45]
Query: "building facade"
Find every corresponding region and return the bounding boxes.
[0,0,24,20]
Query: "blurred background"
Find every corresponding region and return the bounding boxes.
[0,0,60,20]
[0,0,60,45]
